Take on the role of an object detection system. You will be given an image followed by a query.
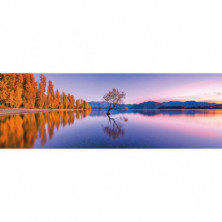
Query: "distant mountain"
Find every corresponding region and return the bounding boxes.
[89,100,222,110]
[162,101,217,108]
[130,100,221,109]
[131,101,163,109]
[88,101,134,109]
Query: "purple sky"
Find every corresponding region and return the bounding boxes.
[34,74,222,104]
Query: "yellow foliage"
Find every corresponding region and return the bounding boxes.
[0,73,90,110]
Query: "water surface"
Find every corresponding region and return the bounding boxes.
[0,109,222,148]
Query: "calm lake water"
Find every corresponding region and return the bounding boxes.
[0,109,222,148]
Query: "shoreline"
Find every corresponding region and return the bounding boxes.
[1,108,222,117]
[0,108,90,116]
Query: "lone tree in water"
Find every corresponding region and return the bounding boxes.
[103,88,126,115]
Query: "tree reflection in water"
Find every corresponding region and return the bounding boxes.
[0,110,91,148]
[103,116,128,140]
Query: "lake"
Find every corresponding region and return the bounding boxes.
[0,109,222,148]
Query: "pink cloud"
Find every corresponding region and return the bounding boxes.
[131,79,222,104]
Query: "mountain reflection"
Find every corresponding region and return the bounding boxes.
[103,116,127,140]
[90,109,219,117]
[0,110,91,148]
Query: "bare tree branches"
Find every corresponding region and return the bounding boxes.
[103,88,126,115]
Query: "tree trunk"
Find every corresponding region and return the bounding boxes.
[107,107,111,116]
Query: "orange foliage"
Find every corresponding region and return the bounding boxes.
[0,73,92,110]
[14,74,23,108]
[0,74,8,104]
[23,74,37,108]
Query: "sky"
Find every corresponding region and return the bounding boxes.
[34,74,222,104]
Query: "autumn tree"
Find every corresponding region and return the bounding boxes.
[59,94,64,109]
[79,99,84,109]
[36,74,47,108]
[22,74,37,108]
[103,88,126,115]
[70,95,75,109]
[82,100,91,109]
[1,74,23,107]
[40,74,47,93]
[14,74,24,108]
[76,99,80,109]
[54,89,60,108]
[47,80,55,108]
[0,74,9,106]
[0,73,90,110]
[6,74,16,107]
[68,94,75,109]
[82,100,86,109]
[36,81,45,108]
[67,94,71,108]
[62,92,68,109]
[75,99,91,110]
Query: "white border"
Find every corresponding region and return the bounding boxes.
[1,0,222,221]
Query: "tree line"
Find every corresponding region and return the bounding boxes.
[0,74,91,109]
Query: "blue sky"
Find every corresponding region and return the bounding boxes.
[34,74,222,104]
